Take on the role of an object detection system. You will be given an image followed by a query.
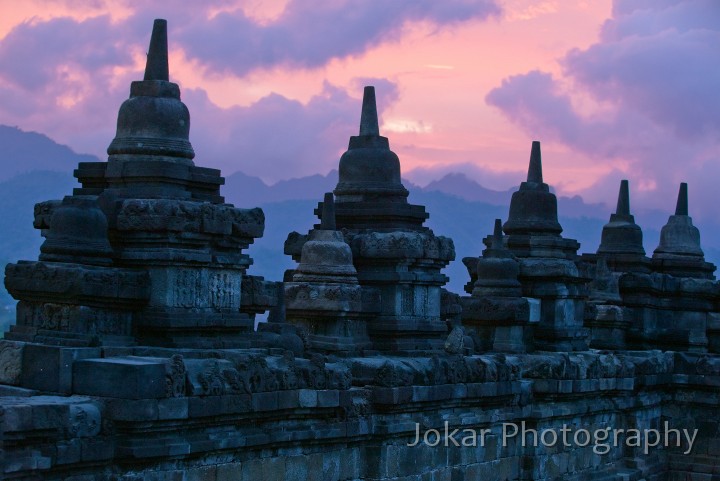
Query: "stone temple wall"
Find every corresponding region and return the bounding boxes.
[2,19,720,481]
[3,348,720,480]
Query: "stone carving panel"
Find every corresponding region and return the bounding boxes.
[0,341,24,385]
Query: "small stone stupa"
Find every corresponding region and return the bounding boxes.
[502,141,588,351]
[652,183,715,279]
[461,219,539,353]
[583,257,626,350]
[504,141,562,237]
[284,193,373,354]
[597,180,650,273]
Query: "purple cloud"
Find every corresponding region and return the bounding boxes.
[0,1,499,181]
[184,79,397,179]
[178,0,501,76]
[0,15,131,90]
[486,0,720,217]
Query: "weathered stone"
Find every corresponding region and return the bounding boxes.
[289,91,455,353]
[0,340,24,385]
[72,356,180,399]
[652,183,715,279]
[21,345,101,394]
[504,141,562,236]
[40,196,113,266]
[598,180,645,257]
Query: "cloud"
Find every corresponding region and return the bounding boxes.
[0,1,499,182]
[0,15,131,90]
[177,0,501,76]
[485,0,720,218]
[185,80,385,180]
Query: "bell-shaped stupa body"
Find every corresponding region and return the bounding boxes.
[326,86,428,230]
[335,87,408,202]
[504,141,562,236]
[598,180,644,255]
[652,183,714,278]
[107,19,194,163]
[294,194,358,284]
[39,196,113,266]
[596,180,650,273]
[472,219,522,298]
[76,18,224,203]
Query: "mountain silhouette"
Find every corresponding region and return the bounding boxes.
[1,125,720,334]
[0,126,99,181]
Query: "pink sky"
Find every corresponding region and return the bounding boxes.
[0,0,717,218]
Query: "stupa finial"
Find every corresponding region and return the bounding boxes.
[675,182,688,216]
[616,180,630,216]
[527,141,543,183]
[320,192,337,230]
[359,86,379,136]
[144,19,169,81]
[491,218,504,249]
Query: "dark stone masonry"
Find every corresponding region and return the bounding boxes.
[2,20,720,481]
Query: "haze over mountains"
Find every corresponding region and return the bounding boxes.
[1,125,719,324]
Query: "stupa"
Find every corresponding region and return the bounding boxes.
[461,219,539,352]
[652,183,715,278]
[596,179,650,273]
[503,141,588,351]
[5,19,266,351]
[286,86,455,353]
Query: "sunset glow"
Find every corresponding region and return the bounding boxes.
[0,0,717,217]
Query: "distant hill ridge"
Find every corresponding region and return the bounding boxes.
[0,125,99,181]
[0,124,607,215]
[1,124,720,303]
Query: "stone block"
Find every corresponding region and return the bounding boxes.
[56,439,82,465]
[73,356,170,399]
[67,403,101,437]
[21,344,101,394]
[285,456,308,481]
[81,438,114,462]
[158,398,188,420]
[277,389,300,409]
[185,465,217,481]
[0,340,24,385]
[220,394,251,414]
[188,396,223,418]
[299,389,318,408]
[252,391,279,411]
[317,389,339,407]
[215,463,243,481]
[105,398,159,421]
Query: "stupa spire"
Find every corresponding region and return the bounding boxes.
[527,141,543,183]
[675,182,688,216]
[359,86,380,136]
[491,218,503,249]
[144,19,169,82]
[616,180,630,216]
[320,192,336,230]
